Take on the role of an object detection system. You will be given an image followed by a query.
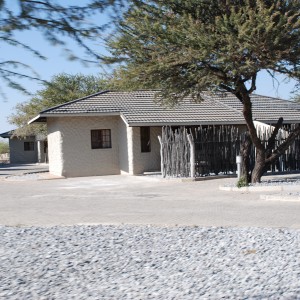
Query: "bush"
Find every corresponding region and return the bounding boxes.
[0,141,9,154]
[237,176,248,188]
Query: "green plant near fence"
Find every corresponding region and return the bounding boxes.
[0,141,9,155]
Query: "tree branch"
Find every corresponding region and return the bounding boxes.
[219,83,235,94]
[266,117,283,156]
[266,125,300,164]
[247,73,257,94]
[237,80,264,150]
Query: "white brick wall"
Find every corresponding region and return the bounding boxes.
[118,119,130,174]
[127,126,134,174]
[9,137,38,164]
[130,126,162,175]
[47,118,64,176]
[47,116,120,177]
[47,116,162,177]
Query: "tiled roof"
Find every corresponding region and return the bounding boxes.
[0,130,14,139]
[213,93,300,123]
[35,90,300,126]
[0,130,14,138]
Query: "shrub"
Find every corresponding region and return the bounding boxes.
[0,141,9,154]
[237,176,248,188]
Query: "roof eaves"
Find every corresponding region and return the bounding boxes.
[28,114,44,124]
[0,130,13,138]
[120,113,129,126]
[28,111,122,124]
[255,118,300,124]
[127,120,247,127]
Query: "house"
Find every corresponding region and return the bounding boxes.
[29,90,300,177]
[0,130,48,164]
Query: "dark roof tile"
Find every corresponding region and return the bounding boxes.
[39,91,300,125]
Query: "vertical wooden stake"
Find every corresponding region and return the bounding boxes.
[187,134,195,178]
[158,135,165,178]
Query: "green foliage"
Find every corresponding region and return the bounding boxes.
[9,73,111,137]
[0,141,9,154]
[107,0,300,104]
[0,0,124,97]
[293,94,300,103]
[236,176,249,188]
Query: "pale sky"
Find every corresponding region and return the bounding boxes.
[0,14,298,136]
[0,25,110,135]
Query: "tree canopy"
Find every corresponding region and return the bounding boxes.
[9,73,110,137]
[108,0,300,101]
[0,0,123,96]
[106,0,300,183]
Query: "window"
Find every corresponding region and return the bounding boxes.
[24,141,35,151]
[140,126,151,152]
[91,129,111,149]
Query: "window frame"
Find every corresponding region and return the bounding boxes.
[24,141,35,151]
[91,129,112,149]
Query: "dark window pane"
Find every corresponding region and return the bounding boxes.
[91,129,111,149]
[24,141,34,151]
[140,127,151,152]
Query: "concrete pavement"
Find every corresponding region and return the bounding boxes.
[0,163,49,177]
[1,173,300,228]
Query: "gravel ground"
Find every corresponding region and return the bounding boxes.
[225,177,300,187]
[1,225,300,299]
[250,178,300,186]
[2,173,45,181]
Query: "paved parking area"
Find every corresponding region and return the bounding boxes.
[1,173,300,228]
[0,163,48,177]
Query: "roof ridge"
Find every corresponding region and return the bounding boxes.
[40,90,110,114]
[210,94,244,117]
[252,94,300,108]
[252,93,288,102]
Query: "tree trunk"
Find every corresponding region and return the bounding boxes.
[251,149,266,183]
[240,132,252,183]
[235,81,300,184]
[238,86,265,183]
[251,164,265,183]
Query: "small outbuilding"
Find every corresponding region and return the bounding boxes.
[0,130,48,164]
[29,90,300,177]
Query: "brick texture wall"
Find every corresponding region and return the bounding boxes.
[47,116,120,177]
[118,118,130,174]
[9,137,38,164]
[47,116,162,177]
[47,118,64,176]
[130,126,162,175]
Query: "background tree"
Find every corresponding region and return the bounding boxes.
[9,73,110,137]
[293,94,300,103]
[0,141,9,154]
[0,0,123,97]
[106,0,300,183]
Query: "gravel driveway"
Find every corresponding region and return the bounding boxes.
[1,173,300,299]
[1,225,300,299]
